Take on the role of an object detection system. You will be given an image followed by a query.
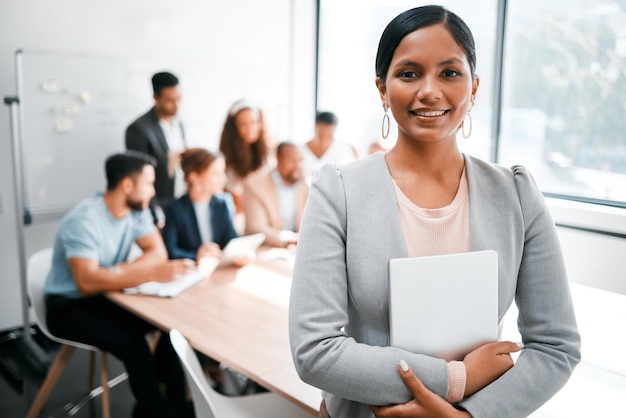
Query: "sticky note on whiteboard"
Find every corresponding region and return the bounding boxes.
[54,117,72,133]
[64,100,80,116]
[79,90,92,105]
[40,78,59,93]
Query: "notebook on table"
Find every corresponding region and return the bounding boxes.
[388,250,498,359]
[123,271,205,298]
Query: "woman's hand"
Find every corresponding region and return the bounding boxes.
[197,243,222,260]
[195,243,222,276]
[463,341,522,396]
[370,360,471,418]
[232,249,256,268]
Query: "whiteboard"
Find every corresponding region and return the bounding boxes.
[16,50,149,219]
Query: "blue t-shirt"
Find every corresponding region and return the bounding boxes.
[44,193,156,298]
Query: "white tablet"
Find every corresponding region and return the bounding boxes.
[388,250,498,359]
[218,233,266,266]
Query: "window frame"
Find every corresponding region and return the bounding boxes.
[315,0,626,236]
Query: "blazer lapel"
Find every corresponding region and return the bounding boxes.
[372,153,407,259]
[465,155,506,252]
[180,123,187,148]
[262,172,282,229]
[464,154,523,317]
[295,179,308,232]
[181,195,202,247]
[148,107,169,155]
[209,197,219,241]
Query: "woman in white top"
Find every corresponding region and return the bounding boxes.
[301,111,358,179]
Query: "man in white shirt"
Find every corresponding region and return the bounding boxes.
[243,142,309,247]
[126,72,187,224]
[301,111,358,179]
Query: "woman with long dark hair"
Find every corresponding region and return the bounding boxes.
[218,100,272,212]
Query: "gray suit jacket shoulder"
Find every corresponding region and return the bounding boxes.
[289,152,581,417]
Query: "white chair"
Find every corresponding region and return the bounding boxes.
[169,329,312,418]
[26,248,124,418]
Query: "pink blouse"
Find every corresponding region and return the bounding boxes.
[392,169,470,404]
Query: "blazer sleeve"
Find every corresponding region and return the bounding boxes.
[458,166,581,417]
[212,197,239,248]
[289,164,449,406]
[161,203,197,261]
[125,121,150,154]
[242,181,284,247]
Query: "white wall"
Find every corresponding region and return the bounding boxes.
[0,0,317,331]
[549,198,626,295]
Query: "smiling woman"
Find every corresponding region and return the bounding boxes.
[380,28,476,122]
[289,5,580,418]
[317,1,496,159]
[375,21,478,208]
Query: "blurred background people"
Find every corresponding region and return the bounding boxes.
[218,99,273,214]
[368,137,392,155]
[126,72,186,226]
[161,147,255,392]
[242,142,309,248]
[301,111,357,179]
[161,148,241,272]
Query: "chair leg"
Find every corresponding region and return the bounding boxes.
[87,350,95,391]
[26,344,76,418]
[149,330,162,353]
[100,353,110,418]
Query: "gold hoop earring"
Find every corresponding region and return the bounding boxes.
[462,112,473,139]
[381,106,390,139]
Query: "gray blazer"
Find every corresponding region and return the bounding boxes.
[289,152,581,418]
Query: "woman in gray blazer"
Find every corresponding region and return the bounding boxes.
[289,5,580,418]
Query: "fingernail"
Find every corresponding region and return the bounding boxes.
[399,359,409,372]
[516,342,524,349]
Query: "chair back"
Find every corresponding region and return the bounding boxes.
[27,247,95,350]
[169,329,218,418]
[27,248,56,341]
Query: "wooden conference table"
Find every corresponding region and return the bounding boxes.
[107,248,320,415]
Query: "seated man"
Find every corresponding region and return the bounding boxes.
[44,151,195,418]
[242,142,309,247]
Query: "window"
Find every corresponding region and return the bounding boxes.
[499,0,626,204]
[319,0,626,206]
[317,0,497,159]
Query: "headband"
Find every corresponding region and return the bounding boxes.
[228,100,259,117]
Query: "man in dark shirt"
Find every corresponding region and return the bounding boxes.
[126,72,186,225]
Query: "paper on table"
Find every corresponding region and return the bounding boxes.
[123,271,205,298]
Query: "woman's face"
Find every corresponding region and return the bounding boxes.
[377,23,478,146]
[235,108,262,144]
[195,157,227,196]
